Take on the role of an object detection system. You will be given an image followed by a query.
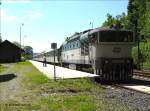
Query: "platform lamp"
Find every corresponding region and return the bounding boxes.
[51,43,57,81]
[19,23,24,61]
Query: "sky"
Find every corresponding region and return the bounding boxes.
[0,0,128,53]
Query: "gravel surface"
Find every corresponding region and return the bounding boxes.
[98,85,150,111]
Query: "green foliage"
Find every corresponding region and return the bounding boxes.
[102,13,129,29]
[141,2,150,38]
[128,0,150,38]
[102,13,116,27]
[132,40,150,69]
[23,46,33,60]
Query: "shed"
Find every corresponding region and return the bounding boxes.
[0,40,24,63]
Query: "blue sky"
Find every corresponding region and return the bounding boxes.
[0,0,128,53]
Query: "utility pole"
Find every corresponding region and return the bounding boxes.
[20,23,24,48]
[19,23,24,60]
[23,35,27,48]
[90,21,93,29]
[51,43,57,81]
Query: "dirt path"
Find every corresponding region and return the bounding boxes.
[0,63,31,102]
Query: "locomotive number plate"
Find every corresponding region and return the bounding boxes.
[113,47,121,53]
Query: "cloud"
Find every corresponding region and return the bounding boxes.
[0,9,17,22]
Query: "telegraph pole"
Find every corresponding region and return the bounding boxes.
[51,43,57,81]
[90,21,93,29]
[19,23,24,61]
[20,23,24,48]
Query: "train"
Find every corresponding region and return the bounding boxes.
[33,25,135,81]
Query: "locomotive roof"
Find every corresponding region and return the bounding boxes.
[89,27,132,34]
[62,33,81,45]
[62,26,133,45]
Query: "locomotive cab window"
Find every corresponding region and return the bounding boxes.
[99,31,133,42]
[89,32,98,43]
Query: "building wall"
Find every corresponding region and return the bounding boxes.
[0,40,21,63]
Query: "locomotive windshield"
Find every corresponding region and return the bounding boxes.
[99,31,133,42]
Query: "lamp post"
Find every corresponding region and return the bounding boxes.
[19,23,24,61]
[20,23,24,48]
[90,21,93,29]
[23,35,27,48]
[51,43,57,81]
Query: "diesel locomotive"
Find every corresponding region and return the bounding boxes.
[33,26,135,81]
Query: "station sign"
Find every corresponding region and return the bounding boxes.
[51,43,57,49]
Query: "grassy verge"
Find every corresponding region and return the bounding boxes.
[143,62,150,70]
[0,61,132,111]
[0,64,7,73]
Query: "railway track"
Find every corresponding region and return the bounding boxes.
[133,70,150,78]
[112,84,150,95]
[110,70,150,95]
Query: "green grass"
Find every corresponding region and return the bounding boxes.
[44,95,95,111]
[143,62,150,70]
[0,64,7,73]
[0,61,132,111]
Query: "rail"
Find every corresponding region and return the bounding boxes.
[112,84,150,95]
[133,70,150,78]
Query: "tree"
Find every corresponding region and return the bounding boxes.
[141,1,150,38]
[23,46,33,60]
[101,13,129,29]
[13,41,21,48]
[127,0,148,36]
[102,13,116,27]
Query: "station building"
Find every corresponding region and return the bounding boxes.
[0,40,24,63]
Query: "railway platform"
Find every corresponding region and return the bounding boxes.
[29,60,99,79]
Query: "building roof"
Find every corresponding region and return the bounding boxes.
[0,40,24,52]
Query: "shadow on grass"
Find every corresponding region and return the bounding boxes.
[0,74,17,83]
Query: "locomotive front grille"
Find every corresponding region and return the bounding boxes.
[95,58,133,81]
